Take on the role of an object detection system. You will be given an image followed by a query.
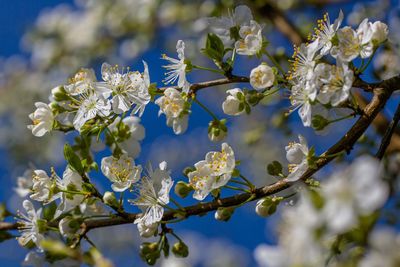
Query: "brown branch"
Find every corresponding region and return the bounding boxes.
[157,75,250,94]
[254,2,306,45]
[375,102,400,159]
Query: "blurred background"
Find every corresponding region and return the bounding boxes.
[0,0,399,266]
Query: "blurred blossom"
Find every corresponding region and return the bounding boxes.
[347,0,389,26]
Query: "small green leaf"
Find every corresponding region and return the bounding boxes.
[267,161,283,176]
[64,144,84,174]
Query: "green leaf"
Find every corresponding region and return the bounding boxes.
[63,144,84,174]
[43,202,57,221]
[267,161,283,176]
[202,33,225,62]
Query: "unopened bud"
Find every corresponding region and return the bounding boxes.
[51,86,68,101]
[255,196,283,217]
[172,241,189,258]
[140,242,160,266]
[208,120,228,142]
[215,207,235,221]
[103,191,118,208]
[174,181,193,198]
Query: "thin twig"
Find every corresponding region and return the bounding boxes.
[375,102,400,159]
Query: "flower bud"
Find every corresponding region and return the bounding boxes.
[222,88,245,116]
[172,241,189,258]
[215,207,235,221]
[103,191,118,208]
[51,86,68,101]
[312,115,329,131]
[371,21,388,45]
[208,119,227,142]
[250,63,275,90]
[174,181,193,198]
[140,242,160,266]
[255,196,283,217]
[59,216,80,238]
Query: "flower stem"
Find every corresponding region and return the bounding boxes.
[264,50,285,75]
[192,64,224,74]
[239,174,255,189]
[223,185,249,193]
[262,87,281,98]
[193,98,219,121]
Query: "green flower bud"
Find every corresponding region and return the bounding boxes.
[208,120,228,142]
[103,191,118,208]
[51,86,69,101]
[172,241,189,258]
[140,242,160,266]
[312,115,330,131]
[215,207,235,221]
[174,181,193,198]
[255,196,283,217]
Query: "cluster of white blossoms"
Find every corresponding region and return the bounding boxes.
[188,143,236,200]
[255,156,389,267]
[222,63,275,116]
[288,11,388,127]
[28,62,151,136]
[17,4,399,266]
[208,5,263,56]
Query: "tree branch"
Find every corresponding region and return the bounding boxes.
[375,102,400,159]
[3,75,399,234]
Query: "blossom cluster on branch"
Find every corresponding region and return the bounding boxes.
[1,4,399,267]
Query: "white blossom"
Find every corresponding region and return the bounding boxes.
[137,221,158,238]
[73,93,111,131]
[250,63,275,90]
[14,169,34,198]
[101,153,142,192]
[322,156,388,233]
[17,200,44,249]
[359,228,400,267]
[54,168,85,218]
[96,61,151,115]
[370,21,388,44]
[289,81,317,127]
[255,192,326,267]
[131,161,173,226]
[28,102,54,137]
[288,39,320,81]
[316,60,354,106]
[189,143,235,200]
[314,11,344,55]
[285,135,309,181]
[30,169,61,203]
[235,20,263,56]
[58,217,79,238]
[108,116,146,158]
[64,68,96,95]
[222,88,245,116]
[207,5,253,46]
[331,19,374,62]
[162,40,190,93]
[155,87,189,134]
